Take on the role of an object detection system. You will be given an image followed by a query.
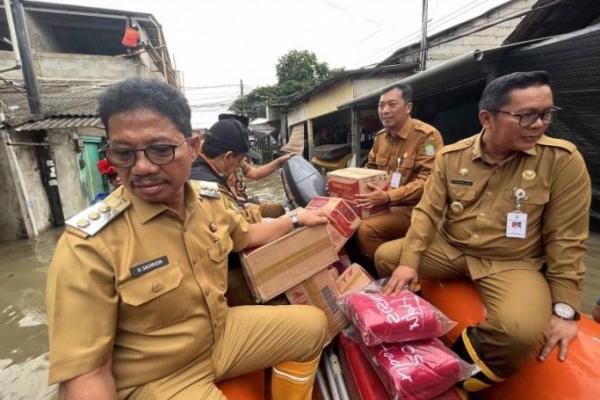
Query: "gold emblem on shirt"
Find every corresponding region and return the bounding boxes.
[522,170,536,181]
[459,168,468,176]
[88,211,100,221]
[76,219,90,228]
[450,201,464,215]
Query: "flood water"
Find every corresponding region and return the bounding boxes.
[0,172,598,399]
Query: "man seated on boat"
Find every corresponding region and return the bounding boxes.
[189,117,302,305]
[375,71,591,393]
[46,78,329,400]
[355,83,443,262]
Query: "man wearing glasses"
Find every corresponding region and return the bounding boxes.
[46,78,329,399]
[375,71,591,393]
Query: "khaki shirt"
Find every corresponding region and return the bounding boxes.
[400,132,591,310]
[367,117,443,206]
[46,183,250,389]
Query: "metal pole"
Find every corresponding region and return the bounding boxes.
[3,0,22,66]
[419,0,429,71]
[240,79,246,116]
[12,0,41,115]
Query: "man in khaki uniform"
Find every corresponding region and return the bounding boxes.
[356,83,443,259]
[46,78,330,400]
[376,71,590,392]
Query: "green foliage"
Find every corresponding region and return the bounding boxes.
[230,50,343,120]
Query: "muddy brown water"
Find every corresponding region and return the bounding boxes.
[0,173,598,399]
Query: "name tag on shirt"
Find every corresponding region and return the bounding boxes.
[506,212,527,239]
[390,172,402,189]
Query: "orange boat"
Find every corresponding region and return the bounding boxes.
[421,279,600,400]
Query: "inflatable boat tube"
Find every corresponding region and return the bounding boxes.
[420,279,600,400]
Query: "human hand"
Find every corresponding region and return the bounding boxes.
[538,316,579,362]
[383,265,418,295]
[277,153,293,166]
[296,207,329,226]
[355,183,390,208]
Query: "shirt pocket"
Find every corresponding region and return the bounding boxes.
[375,154,390,170]
[502,188,550,213]
[207,234,234,263]
[118,264,192,333]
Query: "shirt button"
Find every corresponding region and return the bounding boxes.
[473,234,479,239]
[486,191,493,196]
[480,212,486,216]
[151,282,162,292]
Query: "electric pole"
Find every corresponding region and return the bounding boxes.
[240,79,246,116]
[419,0,429,71]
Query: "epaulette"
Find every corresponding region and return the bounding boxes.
[65,193,130,237]
[190,179,221,199]
[413,119,438,136]
[536,135,577,154]
[439,135,478,155]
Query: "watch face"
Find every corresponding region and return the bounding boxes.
[554,303,575,319]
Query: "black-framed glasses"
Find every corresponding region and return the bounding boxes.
[103,139,188,168]
[491,106,561,127]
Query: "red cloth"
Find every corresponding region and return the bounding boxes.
[343,291,453,345]
[97,159,116,176]
[360,339,463,400]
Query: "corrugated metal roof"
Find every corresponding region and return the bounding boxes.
[14,117,102,131]
[0,80,109,127]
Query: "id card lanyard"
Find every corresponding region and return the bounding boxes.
[506,188,528,239]
[390,153,406,189]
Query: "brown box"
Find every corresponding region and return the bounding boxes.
[327,167,389,218]
[285,267,349,342]
[336,263,374,295]
[306,196,361,253]
[241,225,338,303]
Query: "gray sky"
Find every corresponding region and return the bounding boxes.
[43,0,509,128]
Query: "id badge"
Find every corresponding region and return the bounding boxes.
[390,171,402,188]
[506,211,527,239]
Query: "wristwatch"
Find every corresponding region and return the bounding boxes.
[289,210,300,229]
[552,303,580,321]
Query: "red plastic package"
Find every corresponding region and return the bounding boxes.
[339,290,455,345]
[360,338,477,400]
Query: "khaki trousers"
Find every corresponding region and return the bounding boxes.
[125,305,328,399]
[356,206,412,258]
[375,235,551,378]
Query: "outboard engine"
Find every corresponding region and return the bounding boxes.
[281,155,326,208]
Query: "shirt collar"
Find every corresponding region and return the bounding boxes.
[125,181,199,224]
[473,129,538,163]
[385,117,413,140]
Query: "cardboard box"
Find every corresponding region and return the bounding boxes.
[286,267,349,342]
[306,196,361,253]
[336,263,374,295]
[327,167,389,218]
[241,225,338,303]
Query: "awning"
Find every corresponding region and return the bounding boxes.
[14,117,103,131]
[337,39,545,110]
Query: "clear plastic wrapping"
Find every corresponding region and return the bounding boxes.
[359,337,478,400]
[338,284,456,345]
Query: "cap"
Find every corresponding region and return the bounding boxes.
[206,118,252,154]
[218,113,249,127]
[97,159,116,176]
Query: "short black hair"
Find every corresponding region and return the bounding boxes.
[381,82,413,103]
[201,140,243,159]
[479,71,551,111]
[99,78,192,137]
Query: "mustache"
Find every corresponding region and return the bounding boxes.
[131,175,165,185]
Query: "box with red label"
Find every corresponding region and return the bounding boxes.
[285,267,349,343]
[327,168,389,218]
[306,196,361,253]
[241,225,338,303]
